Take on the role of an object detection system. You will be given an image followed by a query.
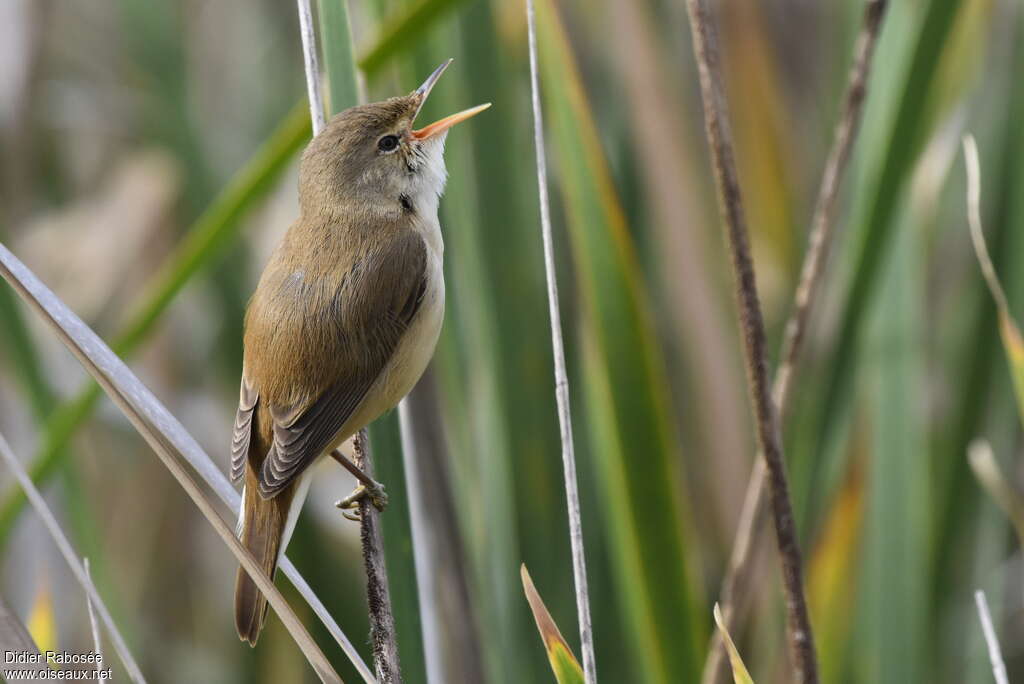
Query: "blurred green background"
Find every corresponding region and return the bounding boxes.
[0,0,1022,682]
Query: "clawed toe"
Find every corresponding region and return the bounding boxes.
[335,481,388,521]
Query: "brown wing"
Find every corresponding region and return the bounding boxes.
[256,232,428,498]
[230,377,258,484]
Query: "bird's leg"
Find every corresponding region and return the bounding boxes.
[332,448,388,519]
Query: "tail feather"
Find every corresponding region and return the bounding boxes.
[234,474,291,646]
[234,563,270,646]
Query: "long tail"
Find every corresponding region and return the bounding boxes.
[234,468,290,646]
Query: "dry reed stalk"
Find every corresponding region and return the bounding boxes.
[703,2,886,681]
[524,0,598,681]
[683,0,819,679]
[353,429,402,682]
[83,558,107,681]
[974,590,1008,684]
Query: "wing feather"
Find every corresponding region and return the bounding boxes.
[230,377,259,484]
[256,232,429,498]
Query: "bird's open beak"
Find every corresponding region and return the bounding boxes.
[412,103,491,140]
[410,59,491,141]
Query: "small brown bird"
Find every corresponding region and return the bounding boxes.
[230,60,489,645]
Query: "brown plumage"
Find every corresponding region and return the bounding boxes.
[231,66,489,646]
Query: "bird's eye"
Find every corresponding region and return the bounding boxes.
[378,135,400,153]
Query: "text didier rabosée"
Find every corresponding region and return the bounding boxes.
[5,651,104,665]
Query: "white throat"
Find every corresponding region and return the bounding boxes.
[407,135,448,220]
[405,135,447,255]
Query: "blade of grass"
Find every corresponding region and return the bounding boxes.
[963,134,1024,423]
[521,565,585,684]
[0,242,356,683]
[318,0,359,113]
[712,604,754,684]
[536,1,704,680]
[859,216,927,683]
[0,431,144,683]
[0,286,53,418]
[525,1,595,681]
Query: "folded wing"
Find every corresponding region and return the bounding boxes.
[255,231,428,498]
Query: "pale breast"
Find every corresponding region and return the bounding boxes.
[331,217,444,442]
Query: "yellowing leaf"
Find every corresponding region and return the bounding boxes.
[713,603,754,684]
[27,580,56,656]
[550,642,585,684]
[999,314,1024,423]
[521,564,584,684]
[808,459,864,682]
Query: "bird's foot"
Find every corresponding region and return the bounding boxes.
[335,481,388,521]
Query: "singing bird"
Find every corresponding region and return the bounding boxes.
[230,60,489,645]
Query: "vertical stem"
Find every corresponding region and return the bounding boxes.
[354,429,403,682]
[682,0,819,681]
[524,1,597,682]
[398,399,443,684]
[703,2,886,681]
[296,0,326,135]
[974,590,1009,684]
[83,558,107,681]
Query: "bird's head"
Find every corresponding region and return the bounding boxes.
[298,59,489,218]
